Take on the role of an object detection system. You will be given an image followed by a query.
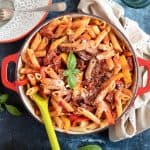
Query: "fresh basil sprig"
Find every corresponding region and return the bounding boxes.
[0,93,22,116]
[63,52,80,89]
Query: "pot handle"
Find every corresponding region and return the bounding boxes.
[1,53,19,93]
[136,57,150,96]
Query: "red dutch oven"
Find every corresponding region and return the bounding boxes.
[1,13,150,134]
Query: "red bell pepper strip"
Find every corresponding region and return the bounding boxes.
[72,117,89,127]
[69,114,79,122]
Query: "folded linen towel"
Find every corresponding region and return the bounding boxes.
[78,0,150,141]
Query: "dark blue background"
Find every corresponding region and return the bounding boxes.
[0,0,150,150]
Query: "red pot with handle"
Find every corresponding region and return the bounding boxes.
[1,13,150,134]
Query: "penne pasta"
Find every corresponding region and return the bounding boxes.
[78,107,100,124]
[109,31,122,52]
[120,55,132,85]
[35,73,42,81]
[37,37,49,50]
[34,50,46,57]
[71,26,86,41]
[41,78,64,90]
[19,15,135,132]
[61,116,71,130]
[72,17,90,28]
[93,25,111,47]
[85,58,96,81]
[92,25,100,35]
[86,123,99,130]
[106,58,115,70]
[51,98,62,114]
[27,74,36,86]
[44,66,59,79]
[30,33,42,50]
[26,86,39,96]
[96,50,115,60]
[52,91,74,112]
[27,48,40,69]
[115,90,123,117]
[49,36,67,50]
[98,44,112,51]
[53,116,64,129]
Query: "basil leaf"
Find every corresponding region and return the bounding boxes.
[67,75,76,89]
[63,70,72,76]
[71,69,80,75]
[67,52,77,69]
[78,145,102,150]
[0,94,9,104]
[5,104,22,116]
[0,104,4,112]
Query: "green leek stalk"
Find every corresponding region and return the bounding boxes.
[32,94,60,150]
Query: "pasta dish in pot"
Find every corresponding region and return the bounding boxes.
[18,15,134,132]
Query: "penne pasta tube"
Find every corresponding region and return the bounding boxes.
[49,36,67,50]
[47,19,61,31]
[92,25,100,35]
[101,73,123,88]
[103,35,110,44]
[93,25,111,47]
[72,17,90,28]
[80,121,89,128]
[44,66,59,79]
[30,33,42,50]
[27,48,40,69]
[71,26,86,41]
[34,50,46,57]
[26,86,39,96]
[52,91,74,112]
[21,52,33,68]
[51,99,62,114]
[60,53,68,64]
[115,90,123,117]
[19,68,37,74]
[41,78,64,90]
[100,119,109,128]
[96,50,115,60]
[43,87,51,95]
[98,44,112,51]
[69,127,87,132]
[53,116,63,129]
[120,55,132,84]
[109,31,122,52]
[95,81,116,105]
[86,123,99,130]
[85,58,96,81]
[61,116,71,130]
[35,73,42,81]
[37,37,49,50]
[121,88,132,97]
[54,24,68,38]
[27,74,36,86]
[113,54,121,74]
[78,107,100,125]
[87,26,96,39]
[99,21,107,30]
[95,103,103,119]
[80,32,91,41]
[106,58,115,70]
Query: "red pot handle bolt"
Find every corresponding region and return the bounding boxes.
[136,57,150,96]
[1,53,19,93]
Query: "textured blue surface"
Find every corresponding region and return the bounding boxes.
[0,0,150,150]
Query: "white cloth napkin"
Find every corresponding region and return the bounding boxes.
[78,0,150,141]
